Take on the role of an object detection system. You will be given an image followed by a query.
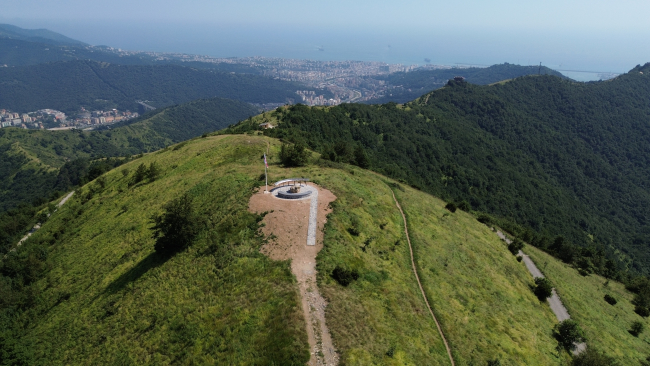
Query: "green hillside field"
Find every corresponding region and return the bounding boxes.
[7,134,634,364]
[525,245,650,365]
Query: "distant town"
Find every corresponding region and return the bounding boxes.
[0,108,139,130]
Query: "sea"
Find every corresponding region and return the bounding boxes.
[5,19,646,82]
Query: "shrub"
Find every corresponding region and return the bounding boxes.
[331,266,359,286]
[604,294,617,305]
[457,200,471,212]
[477,214,492,225]
[630,321,645,337]
[279,142,310,167]
[554,319,586,352]
[151,193,201,255]
[132,163,147,185]
[146,162,161,181]
[534,277,553,300]
[571,348,618,366]
[508,238,524,255]
[445,202,457,213]
[635,305,650,317]
[516,255,523,262]
[487,359,501,366]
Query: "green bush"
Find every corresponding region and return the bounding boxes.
[445,202,457,213]
[554,319,586,352]
[457,200,471,212]
[508,238,524,255]
[635,305,650,317]
[604,294,617,305]
[150,193,202,255]
[331,266,359,287]
[534,277,553,300]
[279,142,310,167]
[630,321,645,337]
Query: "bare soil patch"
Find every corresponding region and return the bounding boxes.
[249,184,338,366]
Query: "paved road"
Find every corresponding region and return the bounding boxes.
[307,186,318,246]
[496,231,586,353]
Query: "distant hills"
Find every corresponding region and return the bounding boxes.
[0,23,87,46]
[367,63,568,104]
[227,63,650,275]
[0,60,310,113]
[0,97,258,213]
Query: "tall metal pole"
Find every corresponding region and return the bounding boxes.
[264,153,268,193]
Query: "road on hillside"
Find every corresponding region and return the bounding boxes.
[496,231,586,353]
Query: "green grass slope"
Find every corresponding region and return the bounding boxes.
[1,134,571,365]
[2,135,309,365]
[526,246,650,364]
[308,166,562,365]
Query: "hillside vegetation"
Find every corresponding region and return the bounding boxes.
[1,134,586,365]
[368,63,567,104]
[525,245,650,365]
[0,97,258,214]
[226,63,650,275]
[0,60,315,113]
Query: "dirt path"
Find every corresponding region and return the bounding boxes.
[496,231,586,354]
[249,184,338,366]
[7,191,75,256]
[389,188,456,366]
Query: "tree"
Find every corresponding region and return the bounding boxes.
[146,162,161,181]
[132,163,147,185]
[279,142,310,167]
[534,277,553,300]
[445,202,457,213]
[630,321,645,337]
[353,145,370,168]
[604,294,617,305]
[457,200,471,212]
[151,193,201,255]
[571,348,618,366]
[508,238,524,255]
[331,266,359,286]
[554,319,586,352]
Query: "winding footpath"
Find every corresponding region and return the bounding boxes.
[389,188,456,366]
[496,231,586,354]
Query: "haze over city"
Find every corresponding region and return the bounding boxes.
[3,0,650,80]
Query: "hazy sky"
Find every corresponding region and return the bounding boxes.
[2,0,650,75]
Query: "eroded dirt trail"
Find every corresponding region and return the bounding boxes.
[249,185,338,366]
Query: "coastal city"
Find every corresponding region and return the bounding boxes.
[97,46,453,105]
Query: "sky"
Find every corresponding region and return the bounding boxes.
[2,0,650,78]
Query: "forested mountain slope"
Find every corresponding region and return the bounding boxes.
[226,63,650,274]
[368,63,567,104]
[0,60,310,113]
[0,98,258,214]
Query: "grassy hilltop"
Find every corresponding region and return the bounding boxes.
[1,133,647,364]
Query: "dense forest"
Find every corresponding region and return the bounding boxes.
[227,63,650,275]
[367,63,567,104]
[0,60,318,113]
[0,97,258,215]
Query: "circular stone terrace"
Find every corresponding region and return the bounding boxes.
[271,178,314,199]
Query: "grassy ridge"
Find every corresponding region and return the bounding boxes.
[526,246,650,364]
[8,135,309,364]
[278,161,562,365]
[393,187,563,365]
[5,133,643,364]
